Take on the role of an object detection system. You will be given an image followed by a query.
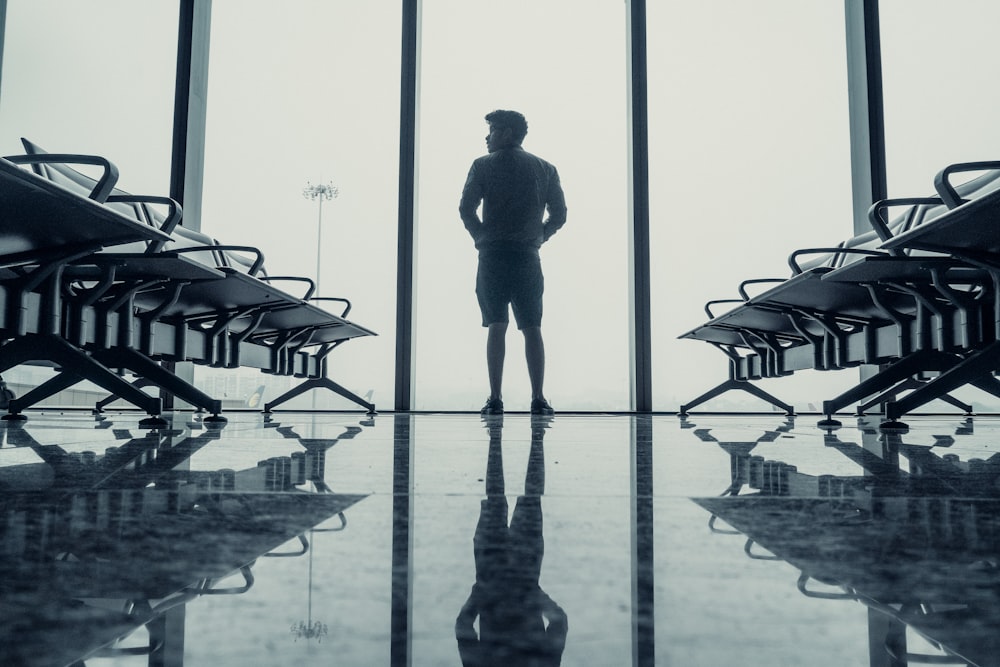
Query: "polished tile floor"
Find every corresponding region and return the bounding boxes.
[2,409,999,666]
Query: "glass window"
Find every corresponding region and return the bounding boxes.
[199,0,401,411]
[0,0,178,406]
[881,1,1000,196]
[0,0,177,188]
[648,1,856,413]
[415,0,631,411]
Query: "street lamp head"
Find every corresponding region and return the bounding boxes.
[291,619,329,642]
[303,181,339,201]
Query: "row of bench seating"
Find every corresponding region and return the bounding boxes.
[0,139,377,426]
[679,159,1000,429]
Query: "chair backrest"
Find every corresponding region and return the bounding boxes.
[20,138,183,256]
[907,170,1000,232]
[887,169,1000,258]
[833,228,884,268]
[19,140,265,277]
[860,169,1000,262]
[796,194,951,273]
[901,201,953,258]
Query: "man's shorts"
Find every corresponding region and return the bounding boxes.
[476,251,544,329]
[473,495,544,586]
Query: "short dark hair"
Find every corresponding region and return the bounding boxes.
[485,109,528,144]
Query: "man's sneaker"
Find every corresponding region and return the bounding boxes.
[481,397,504,415]
[531,413,554,431]
[482,413,504,435]
[530,397,554,415]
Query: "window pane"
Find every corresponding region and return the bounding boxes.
[0,0,178,406]
[649,2,855,413]
[416,0,630,411]
[881,1,1000,195]
[880,0,1000,411]
[0,0,177,187]
[200,1,400,411]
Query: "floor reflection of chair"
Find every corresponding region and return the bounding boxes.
[0,416,369,666]
[687,417,795,496]
[693,430,1000,667]
[455,415,567,666]
[4,424,221,491]
[0,486,365,665]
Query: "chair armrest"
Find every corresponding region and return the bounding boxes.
[310,512,348,532]
[796,573,855,600]
[105,194,182,236]
[262,534,309,557]
[705,299,743,319]
[787,247,884,274]
[213,244,266,275]
[934,160,1000,208]
[2,153,119,201]
[257,276,354,316]
[310,296,353,318]
[199,564,255,595]
[260,275,316,300]
[867,197,943,244]
[169,244,265,275]
[738,278,786,301]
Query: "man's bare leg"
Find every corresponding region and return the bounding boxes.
[486,322,508,400]
[523,325,545,401]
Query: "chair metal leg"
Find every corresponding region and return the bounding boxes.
[933,392,975,414]
[264,377,376,414]
[95,377,156,412]
[822,350,959,420]
[856,377,972,415]
[680,379,793,416]
[970,375,1000,401]
[885,342,1000,422]
[7,371,82,410]
[0,336,162,421]
[92,348,225,421]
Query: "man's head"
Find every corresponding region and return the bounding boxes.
[485,109,528,152]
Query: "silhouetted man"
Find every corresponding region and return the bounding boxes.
[460,110,567,415]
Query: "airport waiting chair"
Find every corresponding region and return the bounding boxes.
[0,151,172,425]
[680,166,1000,427]
[678,200,941,416]
[7,139,376,420]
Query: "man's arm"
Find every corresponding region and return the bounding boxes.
[459,162,484,241]
[542,167,567,242]
[538,590,568,662]
[455,585,484,665]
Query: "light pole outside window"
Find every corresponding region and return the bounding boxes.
[303,181,339,295]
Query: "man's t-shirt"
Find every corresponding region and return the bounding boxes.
[460,146,567,255]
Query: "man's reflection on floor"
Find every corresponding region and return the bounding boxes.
[455,415,567,666]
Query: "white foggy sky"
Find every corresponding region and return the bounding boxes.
[2,0,1000,412]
